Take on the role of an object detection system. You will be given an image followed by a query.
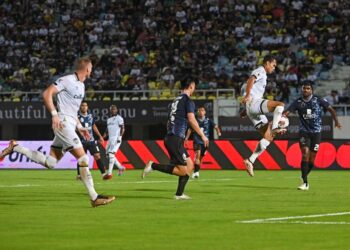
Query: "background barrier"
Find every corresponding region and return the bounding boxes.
[1,140,349,170]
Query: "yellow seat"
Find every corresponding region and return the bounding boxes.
[149,96,158,100]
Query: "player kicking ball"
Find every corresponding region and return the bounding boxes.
[241,55,286,177]
[0,58,115,207]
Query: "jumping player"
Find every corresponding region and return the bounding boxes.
[241,54,286,177]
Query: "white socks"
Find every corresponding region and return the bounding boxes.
[13,145,54,168]
[108,153,115,174]
[249,138,270,163]
[108,153,123,174]
[79,167,98,201]
[272,106,284,130]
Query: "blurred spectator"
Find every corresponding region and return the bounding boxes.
[324,90,340,105]
[0,0,349,103]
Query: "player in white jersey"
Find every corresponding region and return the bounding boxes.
[0,58,115,207]
[241,55,286,177]
[103,105,126,180]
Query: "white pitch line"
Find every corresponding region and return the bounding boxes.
[243,220,350,225]
[0,184,42,188]
[0,177,239,188]
[237,212,350,224]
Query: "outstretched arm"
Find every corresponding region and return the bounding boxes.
[327,106,341,129]
[214,125,221,137]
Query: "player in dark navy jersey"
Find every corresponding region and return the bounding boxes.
[284,82,341,190]
[185,106,221,178]
[76,101,107,180]
[142,78,209,200]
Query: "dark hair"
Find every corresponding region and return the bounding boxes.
[180,76,197,90]
[81,100,88,105]
[197,106,206,110]
[301,81,314,90]
[110,104,117,110]
[263,55,276,64]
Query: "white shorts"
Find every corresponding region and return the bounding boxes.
[51,115,83,152]
[246,98,269,129]
[106,137,122,154]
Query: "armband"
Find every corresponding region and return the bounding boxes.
[51,110,58,116]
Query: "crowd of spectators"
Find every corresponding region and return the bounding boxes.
[0,0,350,103]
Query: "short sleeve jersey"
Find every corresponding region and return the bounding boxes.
[287,95,330,133]
[193,117,215,144]
[78,111,95,143]
[107,115,124,138]
[249,66,267,99]
[54,73,85,119]
[167,93,195,139]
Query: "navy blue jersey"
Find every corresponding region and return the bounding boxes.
[193,117,215,144]
[287,95,330,133]
[78,111,96,142]
[167,93,195,138]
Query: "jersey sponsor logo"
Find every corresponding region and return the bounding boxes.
[73,94,84,99]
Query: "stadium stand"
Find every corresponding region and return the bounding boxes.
[0,0,349,103]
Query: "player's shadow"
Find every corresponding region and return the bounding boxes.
[132,188,169,192]
[223,184,291,190]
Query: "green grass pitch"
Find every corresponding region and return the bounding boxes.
[0,169,350,250]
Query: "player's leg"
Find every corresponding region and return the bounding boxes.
[192,143,201,178]
[243,115,272,176]
[70,147,115,206]
[298,133,311,190]
[111,142,125,174]
[304,133,320,189]
[105,139,116,177]
[76,144,88,180]
[174,157,192,199]
[142,135,191,199]
[0,139,61,169]
[89,141,106,176]
[93,152,107,176]
[266,100,285,135]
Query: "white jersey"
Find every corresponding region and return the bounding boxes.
[248,66,267,99]
[54,73,85,121]
[107,115,124,138]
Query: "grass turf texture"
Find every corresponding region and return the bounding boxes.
[0,170,350,250]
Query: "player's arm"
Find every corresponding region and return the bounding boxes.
[93,124,104,144]
[42,84,62,130]
[185,128,192,141]
[327,106,342,129]
[188,113,209,147]
[117,125,125,143]
[76,118,91,141]
[103,129,108,140]
[241,76,256,104]
[214,125,221,137]
[239,108,247,118]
